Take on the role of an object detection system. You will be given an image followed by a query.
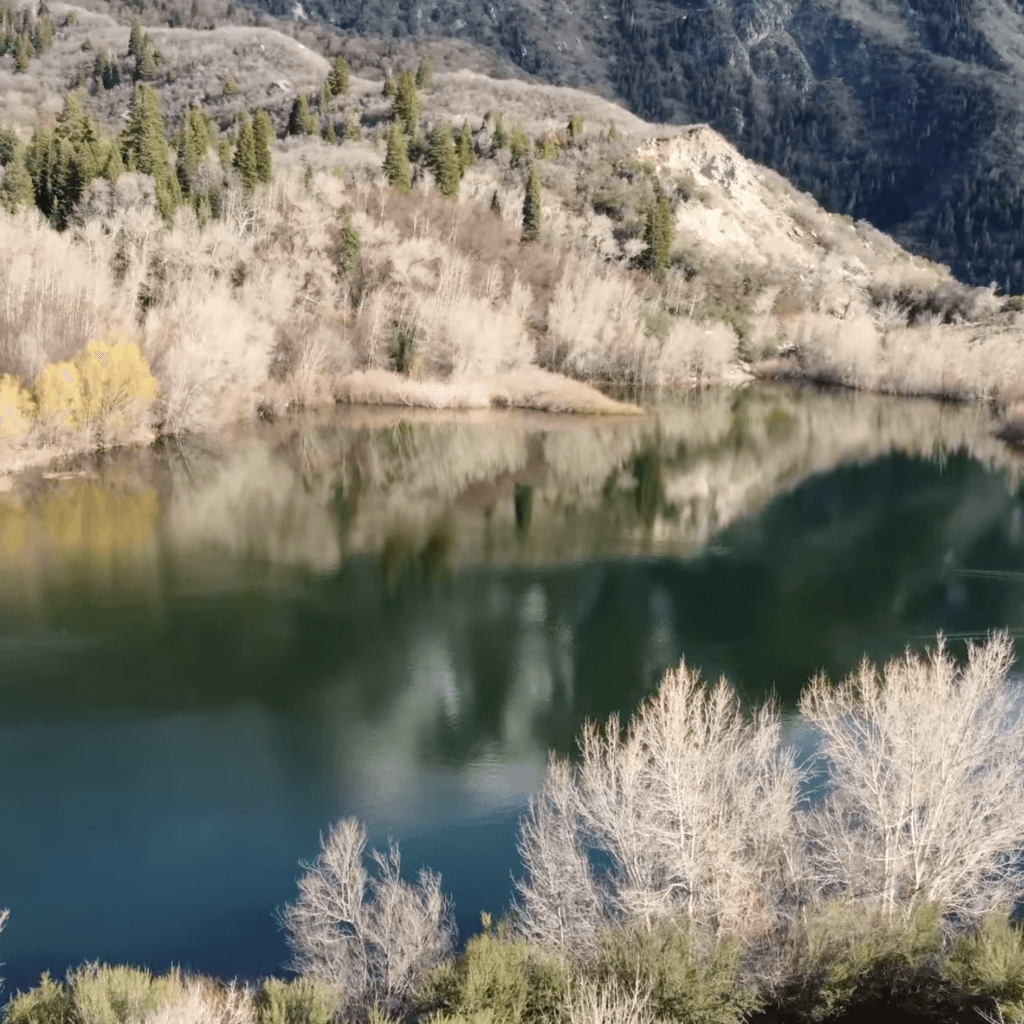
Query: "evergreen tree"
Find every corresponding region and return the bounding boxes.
[508,123,530,168]
[644,189,675,273]
[521,168,541,243]
[382,73,396,98]
[427,123,460,198]
[13,32,31,73]
[383,118,411,193]
[319,80,331,114]
[288,93,316,136]
[253,108,274,184]
[0,146,33,213]
[121,83,176,218]
[343,110,362,142]
[101,140,123,183]
[0,125,16,166]
[456,119,474,177]
[128,19,144,59]
[232,113,257,190]
[327,55,350,98]
[134,40,157,81]
[492,115,507,152]
[415,53,434,91]
[392,72,420,136]
[324,122,337,144]
[567,114,584,141]
[489,189,501,217]
[122,84,168,177]
[330,210,361,280]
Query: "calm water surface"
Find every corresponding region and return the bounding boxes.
[3,385,1024,994]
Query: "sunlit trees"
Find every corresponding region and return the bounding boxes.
[326,55,351,99]
[280,818,456,1020]
[800,632,1024,925]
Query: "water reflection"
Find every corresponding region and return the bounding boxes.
[3,385,1024,993]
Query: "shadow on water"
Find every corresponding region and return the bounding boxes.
[3,384,1024,992]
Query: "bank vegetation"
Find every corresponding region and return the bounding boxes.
[5,4,1024,473]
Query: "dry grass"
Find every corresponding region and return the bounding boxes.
[334,367,642,415]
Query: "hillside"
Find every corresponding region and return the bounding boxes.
[2,0,1024,475]
[194,0,1024,298]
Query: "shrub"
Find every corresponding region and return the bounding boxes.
[5,972,73,1024]
[776,900,945,1021]
[255,977,341,1024]
[593,920,759,1024]
[945,912,1024,1022]
[419,929,568,1024]
[279,818,456,1020]
[0,373,33,439]
[68,963,180,1024]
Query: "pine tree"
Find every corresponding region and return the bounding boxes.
[134,40,157,81]
[327,55,350,98]
[343,110,362,142]
[13,32,31,73]
[253,108,274,184]
[415,53,434,91]
[383,118,411,193]
[427,123,460,198]
[521,168,541,243]
[324,122,337,144]
[644,189,674,273]
[288,93,315,136]
[0,146,33,213]
[489,189,501,217]
[232,113,257,190]
[0,125,16,167]
[121,84,173,215]
[456,120,474,178]
[567,114,584,141]
[392,71,420,136]
[492,115,507,152]
[128,20,144,59]
[319,80,331,114]
[382,73,396,98]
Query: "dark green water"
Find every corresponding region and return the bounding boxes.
[3,385,1024,995]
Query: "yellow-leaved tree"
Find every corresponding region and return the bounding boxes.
[35,335,159,442]
[0,374,34,440]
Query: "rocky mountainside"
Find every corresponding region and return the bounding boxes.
[242,0,1024,296]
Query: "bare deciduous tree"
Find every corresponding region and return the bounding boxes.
[514,663,805,954]
[800,632,1024,924]
[279,818,456,1021]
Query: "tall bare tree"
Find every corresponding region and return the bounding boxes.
[800,632,1024,925]
[279,818,456,1020]
[514,663,804,955]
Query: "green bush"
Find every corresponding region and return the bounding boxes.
[255,976,342,1024]
[780,901,945,1021]
[4,973,73,1024]
[945,912,1024,1022]
[593,921,758,1024]
[68,963,178,1024]
[418,929,568,1024]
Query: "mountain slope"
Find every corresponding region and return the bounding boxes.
[243,0,1024,295]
